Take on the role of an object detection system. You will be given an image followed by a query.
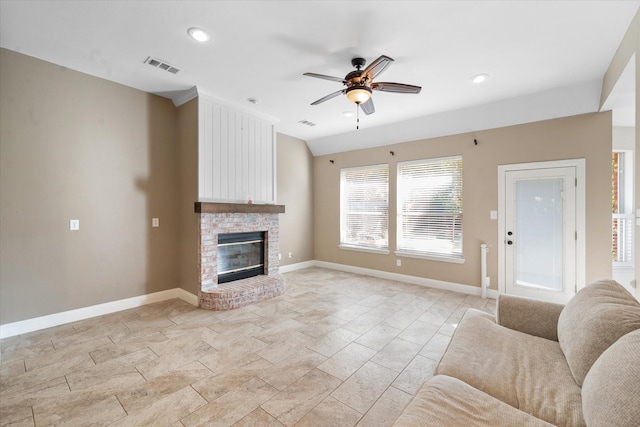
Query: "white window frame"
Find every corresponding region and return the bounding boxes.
[395,155,464,264]
[612,150,634,268]
[339,164,390,254]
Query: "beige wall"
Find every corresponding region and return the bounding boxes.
[277,133,315,265]
[0,49,180,324]
[314,112,612,291]
[177,98,200,295]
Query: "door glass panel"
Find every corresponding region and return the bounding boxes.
[515,178,563,292]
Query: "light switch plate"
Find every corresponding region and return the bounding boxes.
[70,219,80,230]
[490,210,498,220]
[152,218,159,227]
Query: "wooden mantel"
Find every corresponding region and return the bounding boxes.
[195,202,285,214]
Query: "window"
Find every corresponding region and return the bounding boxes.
[340,164,389,252]
[397,156,463,262]
[612,151,634,266]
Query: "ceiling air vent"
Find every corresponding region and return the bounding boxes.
[298,120,316,127]
[144,56,180,74]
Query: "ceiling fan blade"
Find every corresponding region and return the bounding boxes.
[362,55,394,81]
[371,82,422,94]
[310,89,346,105]
[360,98,375,115]
[303,72,345,83]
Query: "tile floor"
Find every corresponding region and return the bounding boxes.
[0,267,495,426]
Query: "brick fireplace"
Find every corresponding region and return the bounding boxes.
[195,202,286,310]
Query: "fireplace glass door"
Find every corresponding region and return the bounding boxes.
[217,232,265,284]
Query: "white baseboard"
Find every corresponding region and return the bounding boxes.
[278,260,317,274]
[0,287,199,339]
[310,260,499,299]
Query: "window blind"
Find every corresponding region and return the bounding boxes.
[612,151,634,265]
[397,156,463,259]
[340,164,389,250]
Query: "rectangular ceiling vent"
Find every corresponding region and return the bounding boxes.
[144,56,180,74]
[298,120,317,127]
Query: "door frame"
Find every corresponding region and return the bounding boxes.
[497,159,586,299]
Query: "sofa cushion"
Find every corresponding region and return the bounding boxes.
[557,280,640,386]
[582,330,640,427]
[436,309,584,427]
[393,375,554,427]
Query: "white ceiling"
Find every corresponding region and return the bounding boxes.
[1,1,637,155]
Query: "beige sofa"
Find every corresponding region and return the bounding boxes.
[394,280,640,426]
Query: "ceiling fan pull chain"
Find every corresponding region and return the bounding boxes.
[356,104,360,130]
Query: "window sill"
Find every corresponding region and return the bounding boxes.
[339,244,390,255]
[395,250,465,264]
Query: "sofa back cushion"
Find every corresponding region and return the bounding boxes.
[582,330,640,426]
[557,280,640,386]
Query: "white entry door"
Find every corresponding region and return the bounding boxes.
[500,161,585,304]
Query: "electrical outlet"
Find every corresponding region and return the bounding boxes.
[396,259,401,267]
[278,253,282,260]
[288,252,293,258]
[70,219,80,231]
[152,218,159,227]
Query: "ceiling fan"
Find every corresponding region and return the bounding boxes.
[303,55,422,115]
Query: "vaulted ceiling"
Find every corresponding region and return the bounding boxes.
[1,1,637,155]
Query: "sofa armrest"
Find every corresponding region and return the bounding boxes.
[496,294,564,341]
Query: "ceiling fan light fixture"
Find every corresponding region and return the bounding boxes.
[187,27,211,42]
[346,86,372,104]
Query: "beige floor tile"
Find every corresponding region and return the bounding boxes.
[391,355,438,395]
[117,360,213,413]
[261,369,342,426]
[0,357,25,379]
[66,347,156,392]
[0,376,69,411]
[233,407,285,426]
[305,327,360,357]
[183,377,278,427]
[330,361,398,414]
[2,353,94,394]
[112,385,207,427]
[256,332,315,364]
[33,394,126,427]
[258,348,327,390]
[343,312,386,335]
[354,324,402,351]
[370,337,423,372]
[24,336,113,371]
[356,386,413,427]
[191,353,273,402]
[0,403,33,426]
[397,319,440,345]
[198,337,268,373]
[253,319,309,344]
[317,342,376,381]
[419,332,452,361]
[293,395,362,427]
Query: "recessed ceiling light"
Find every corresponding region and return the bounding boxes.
[471,73,489,84]
[187,27,211,42]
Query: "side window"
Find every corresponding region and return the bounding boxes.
[340,164,389,251]
[397,156,463,262]
[612,151,634,266]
